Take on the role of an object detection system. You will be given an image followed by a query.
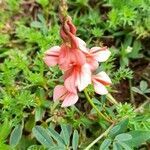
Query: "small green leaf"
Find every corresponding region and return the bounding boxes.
[35,107,45,122]
[0,119,12,142]
[129,40,142,58]
[113,142,123,150]
[109,119,129,138]
[100,138,111,150]
[37,14,45,23]
[145,89,150,94]
[31,21,43,28]
[140,81,148,92]
[115,133,132,141]
[118,142,132,150]
[109,125,121,137]
[32,126,54,148]
[124,130,150,148]
[60,124,72,146]
[72,130,79,150]
[131,87,143,95]
[9,124,23,147]
[47,127,65,145]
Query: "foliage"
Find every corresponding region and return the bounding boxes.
[32,124,79,150]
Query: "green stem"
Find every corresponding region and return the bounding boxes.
[106,93,119,105]
[135,96,150,112]
[84,123,114,150]
[84,89,114,123]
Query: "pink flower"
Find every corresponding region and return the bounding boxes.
[64,63,91,93]
[92,71,112,95]
[53,85,78,107]
[44,18,112,107]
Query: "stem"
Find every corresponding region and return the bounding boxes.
[106,93,119,105]
[84,123,114,150]
[84,89,114,123]
[129,80,135,105]
[135,96,150,112]
[142,75,150,82]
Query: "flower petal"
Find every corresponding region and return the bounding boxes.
[45,46,60,55]
[86,56,99,71]
[44,56,59,66]
[93,80,108,95]
[61,93,78,107]
[75,37,88,53]
[90,47,111,62]
[44,46,60,66]
[64,72,77,94]
[77,64,91,91]
[74,50,87,66]
[94,71,112,85]
[53,85,67,101]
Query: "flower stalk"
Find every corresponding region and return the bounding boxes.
[59,0,68,22]
[84,89,114,123]
[106,93,119,105]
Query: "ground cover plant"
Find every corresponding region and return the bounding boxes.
[0,0,150,149]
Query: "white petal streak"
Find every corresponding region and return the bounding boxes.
[77,64,91,91]
[93,80,108,95]
[95,71,112,84]
[90,47,111,62]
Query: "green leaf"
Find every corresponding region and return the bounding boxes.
[37,14,45,23]
[118,142,132,150]
[0,119,12,142]
[100,138,111,150]
[124,130,150,148]
[9,124,23,147]
[129,40,142,58]
[60,124,72,146]
[47,127,65,146]
[131,87,143,95]
[32,126,54,148]
[72,130,79,150]
[31,21,43,28]
[115,133,132,142]
[113,142,123,150]
[109,125,121,137]
[48,146,66,150]
[35,107,45,122]
[145,89,150,94]
[109,119,129,138]
[140,81,148,92]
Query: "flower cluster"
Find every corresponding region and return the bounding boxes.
[44,19,111,107]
